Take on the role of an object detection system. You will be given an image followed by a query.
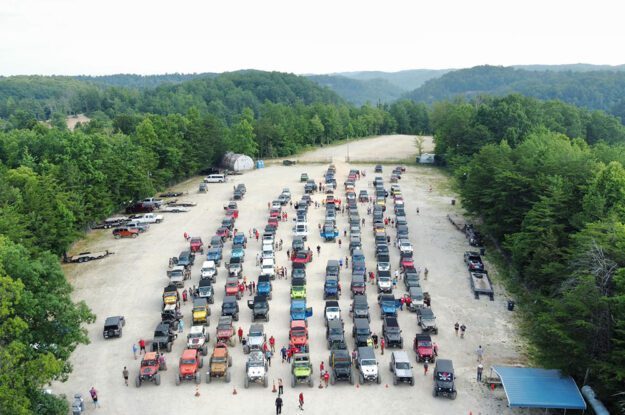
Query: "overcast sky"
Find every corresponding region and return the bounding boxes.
[0,0,622,76]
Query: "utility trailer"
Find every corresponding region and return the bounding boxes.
[470,270,494,300]
[64,250,113,263]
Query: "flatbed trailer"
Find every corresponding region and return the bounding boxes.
[470,270,494,300]
[64,250,113,263]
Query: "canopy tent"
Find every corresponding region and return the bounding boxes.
[492,366,586,411]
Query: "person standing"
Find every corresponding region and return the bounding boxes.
[298,392,304,411]
[178,318,184,333]
[423,360,429,375]
[122,367,129,386]
[269,335,276,352]
[345,257,349,267]
[454,322,459,336]
[237,326,243,343]
[424,267,429,280]
[89,387,99,408]
[323,370,330,387]
[275,396,283,414]
[266,349,273,366]
[319,361,325,373]
[380,338,385,355]
[460,324,467,339]
[372,333,378,349]
[252,281,256,294]
[316,245,321,255]
[281,346,287,363]
[278,378,284,395]
[477,363,484,382]
[132,343,138,359]
[476,345,484,362]
[139,338,146,354]
[158,353,167,370]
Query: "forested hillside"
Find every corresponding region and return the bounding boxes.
[307,75,404,105]
[406,65,625,121]
[432,94,625,407]
[0,71,430,414]
[336,69,452,91]
[73,73,216,88]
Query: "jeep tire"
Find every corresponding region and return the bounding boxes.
[166,342,172,352]
[291,374,296,387]
[244,376,249,388]
[155,373,161,386]
[206,374,212,383]
[135,376,141,388]
[195,373,201,384]
[225,372,231,383]
[263,376,268,388]
[359,373,364,385]
[176,375,181,386]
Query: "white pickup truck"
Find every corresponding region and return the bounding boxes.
[130,213,164,224]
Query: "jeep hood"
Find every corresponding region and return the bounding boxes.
[180,364,196,375]
[395,367,412,378]
[153,335,169,343]
[188,337,205,346]
[294,367,311,376]
[141,366,157,376]
[247,367,264,377]
[248,336,264,346]
[361,365,377,376]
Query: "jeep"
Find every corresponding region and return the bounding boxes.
[378,294,399,319]
[103,315,125,339]
[176,349,203,385]
[433,359,457,399]
[227,257,243,278]
[350,274,366,298]
[323,275,340,300]
[200,261,217,282]
[192,297,211,326]
[382,316,403,348]
[187,325,209,355]
[247,295,270,322]
[390,351,414,386]
[189,237,204,254]
[351,295,370,322]
[290,299,312,325]
[257,275,273,300]
[292,262,306,279]
[177,250,195,268]
[291,353,314,387]
[161,304,182,331]
[162,284,180,307]
[352,318,371,347]
[243,323,266,354]
[135,352,162,387]
[417,308,438,334]
[324,300,341,325]
[356,346,380,384]
[329,349,353,384]
[326,260,340,279]
[206,343,232,383]
[245,350,269,388]
[112,227,139,239]
[216,316,236,346]
[290,277,307,299]
[225,276,241,299]
[289,320,309,352]
[221,296,240,321]
[326,318,345,350]
[464,251,484,271]
[197,278,214,304]
[376,270,392,293]
[152,322,176,352]
[414,334,435,363]
[206,248,222,267]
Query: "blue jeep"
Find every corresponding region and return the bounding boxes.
[257,275,273,300]
[378,294,400,319]
[324,275,340,300]
[290,299,313,325]
[206,248,222,266]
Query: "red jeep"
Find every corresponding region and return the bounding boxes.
[135,352,162,387]
[226,208,239,219]
[267,217,279,228]
[189,237,204,254]
[292,250,312,264]
[414,334,435,363]
[216,227,230,241]
[269,208,281,218]
[113,227,139,239]
[176,349,203,385]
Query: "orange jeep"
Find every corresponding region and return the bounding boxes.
[289,320,309,352]
[176,349,203,385]
[135,352,162,387]
[206,342,232,383]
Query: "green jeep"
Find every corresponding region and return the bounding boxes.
[291,353,314,387]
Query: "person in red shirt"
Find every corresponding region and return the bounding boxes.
[380,338,386,355]
[238,283,245,296]
[269,335,276,352]
[299,392,304,410]
[323,370,330,387]
[237,326,244,343]
[320,361,325,373]
[138,339,146,354]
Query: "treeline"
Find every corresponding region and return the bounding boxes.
[406,65,625,122]
[432,94,625,405]
[0,71,428,413]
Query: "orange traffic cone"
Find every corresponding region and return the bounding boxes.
[232,387,238,395]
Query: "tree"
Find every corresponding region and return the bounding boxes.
[227,108,258,156]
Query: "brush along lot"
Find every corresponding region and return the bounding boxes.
[56,135,530,414]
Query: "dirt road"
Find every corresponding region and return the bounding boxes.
[55,135,529,414]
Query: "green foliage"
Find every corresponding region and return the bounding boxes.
[405,65,625,118]
[434,92,625,403]
[307,75,405,105]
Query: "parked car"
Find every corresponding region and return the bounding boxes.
[112,227,139,239]
[390,351,414,386]
[103,316,126,339]
[433,359,457,399]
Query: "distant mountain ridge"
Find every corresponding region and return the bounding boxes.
[403,65,625,118]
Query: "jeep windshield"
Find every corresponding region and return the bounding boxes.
[212,357,226,363]
[325,280,337,287]
[292,328,306,337]
[326,306,339,313]
[418,339,432,347]
[361,359,376,366]
[181,358,196,365]
[356,328,370,335]
[329,327,342,335]
[249,360,264,367]
[142,359,158,366]
[291,305,305,313]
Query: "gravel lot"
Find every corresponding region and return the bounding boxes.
[56,135,530,414]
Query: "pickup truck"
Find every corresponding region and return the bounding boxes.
[141,197,164,208]
[130,213,164,224]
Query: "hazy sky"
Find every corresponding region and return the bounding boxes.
[0,0,623,76]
